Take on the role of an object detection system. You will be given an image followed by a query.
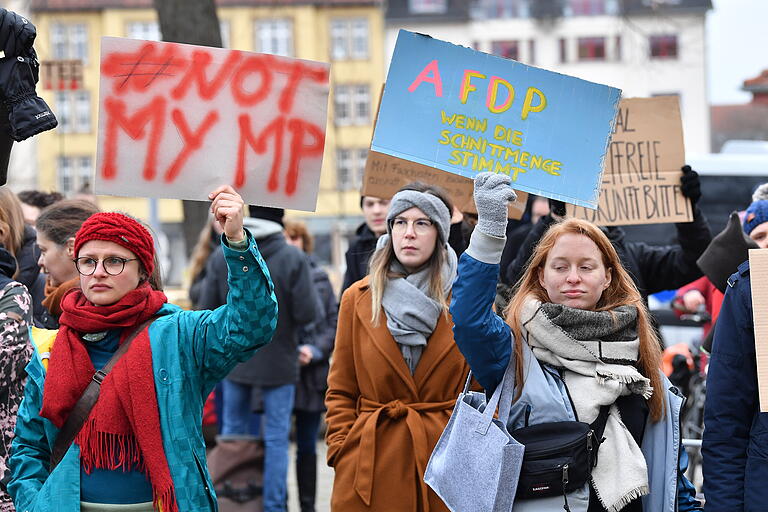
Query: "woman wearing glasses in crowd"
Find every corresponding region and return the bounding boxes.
[8,185,278,512]
[325,183,470,511]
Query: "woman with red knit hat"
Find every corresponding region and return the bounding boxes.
[7,185,278,512]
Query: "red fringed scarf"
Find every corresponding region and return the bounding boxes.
[40,282,178,512]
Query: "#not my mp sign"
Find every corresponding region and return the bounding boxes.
[371,30,621,209]
[95,37,330,211]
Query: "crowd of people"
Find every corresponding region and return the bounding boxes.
[0,167,767,512]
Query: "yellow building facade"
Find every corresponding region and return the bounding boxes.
[30,0,385,225]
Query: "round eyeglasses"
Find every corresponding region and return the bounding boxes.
[389,217,435,236]
[73,256,138,276]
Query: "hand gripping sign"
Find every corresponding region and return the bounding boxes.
[372,30,621,210]
[95,37,330,211]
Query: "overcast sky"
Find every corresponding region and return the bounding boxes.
[707,0,768,105]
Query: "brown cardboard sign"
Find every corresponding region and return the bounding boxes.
[566,96,692,226]
[750,249,768,412]
[363,150,527,219]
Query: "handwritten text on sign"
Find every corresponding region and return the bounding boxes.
[371,30,621,210]
[95,37,330,211]
[566,96,692,225]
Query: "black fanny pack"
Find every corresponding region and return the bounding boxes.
[512,406,609,510]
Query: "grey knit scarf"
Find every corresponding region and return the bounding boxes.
[521,298,652,512]
[378,234,457,374]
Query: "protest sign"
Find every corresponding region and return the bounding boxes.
[95,37,330,211]
[750,249,768,412]
[371,30,621,210]
[363,150,527,219]
[566,96,692,225]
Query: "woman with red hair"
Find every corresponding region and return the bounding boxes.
[8,185,278,512]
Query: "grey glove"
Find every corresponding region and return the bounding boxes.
[474,172,517,238]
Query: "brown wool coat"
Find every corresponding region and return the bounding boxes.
[325,277,471,512]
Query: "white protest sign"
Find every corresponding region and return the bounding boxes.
[95,37,330,211]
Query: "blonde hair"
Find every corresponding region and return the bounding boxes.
[188,222,216,287]
[0,186,27,259]
[504,217,665,422]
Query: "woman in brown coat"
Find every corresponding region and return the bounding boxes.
[325,183,470,511]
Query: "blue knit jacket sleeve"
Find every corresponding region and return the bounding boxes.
[450,232,513,393]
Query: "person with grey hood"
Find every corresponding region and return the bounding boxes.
[197,206,318,512]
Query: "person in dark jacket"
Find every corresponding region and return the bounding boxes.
[197,206,319,512]
[284,220,338,512]
[701,194,768,511]
[0,186,52,327]
[341,196,390,295]
[505,166,711,300]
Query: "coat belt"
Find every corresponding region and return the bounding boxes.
[354,397,455,509]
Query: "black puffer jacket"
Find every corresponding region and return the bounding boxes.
[295,256,338,412]
[15,225,53,328]
[506,206,713,300]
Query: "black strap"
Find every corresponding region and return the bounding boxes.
[590,404,611,442]
[49,316,158,471]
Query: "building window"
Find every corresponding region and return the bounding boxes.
[55,91,91,134]
[336,148,368,190]
[650,35,678,59]
[568,0,606,15]
[57,156,92,194]
[51,23,88,64]
[482,0,528,18]
[335,84,370,126]
[255,19,293,57]
[126,21,161,41]
[577,37,606,61]
[409,0,447,14]
[614,35,622,61]
[330,18,369,60]
[528,39,536,65]
[491,40,519,60]
[559,38,568,63]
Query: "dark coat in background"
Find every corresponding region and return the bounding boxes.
[702,262,765,511]
[341,223,378,297]
[15,225,53,328]
[198,223,318,388]
[294,256,338,413]
[506,207,713,300]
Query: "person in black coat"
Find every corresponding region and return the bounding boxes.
[505,166,712,301]
[197,206,319,512]
[284,220,338,512]
[341,196,390,296]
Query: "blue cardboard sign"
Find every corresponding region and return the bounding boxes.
[372,30,622,209]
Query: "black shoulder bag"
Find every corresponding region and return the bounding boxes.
[512,405,610,511]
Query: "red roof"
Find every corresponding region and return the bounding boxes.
[744,69,768,93]
[32,0,380,10]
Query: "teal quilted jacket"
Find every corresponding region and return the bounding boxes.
[7,236,278,512]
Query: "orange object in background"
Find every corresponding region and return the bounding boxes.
[662,342,695,376]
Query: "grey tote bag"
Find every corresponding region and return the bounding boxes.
[424,357,524,512]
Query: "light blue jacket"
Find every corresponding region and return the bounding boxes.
[449,230,701,512]
[7,235,278,512]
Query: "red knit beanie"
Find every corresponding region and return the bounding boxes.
[74,212,155,276]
